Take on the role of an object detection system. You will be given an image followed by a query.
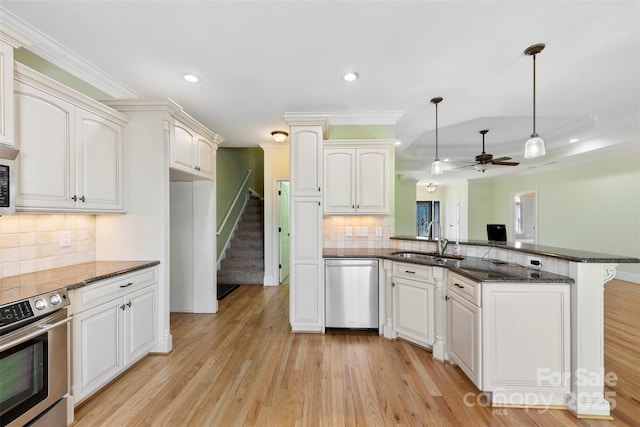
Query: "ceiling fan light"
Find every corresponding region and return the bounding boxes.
[426,182,437,193]
[431,159,444,176]
[524,134,546,158]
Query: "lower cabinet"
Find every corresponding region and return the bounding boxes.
[447,286,482,388]
[392,262,435,348]
[71,267,158,405]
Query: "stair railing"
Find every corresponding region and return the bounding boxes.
[217,169,253,236]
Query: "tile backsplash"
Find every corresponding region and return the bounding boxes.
[323,216,394,249]
[0,215,96,278]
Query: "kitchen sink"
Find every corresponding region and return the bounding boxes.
[390,251,464,263]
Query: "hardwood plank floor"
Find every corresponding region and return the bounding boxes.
[73,279,640,426]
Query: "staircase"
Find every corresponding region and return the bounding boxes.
[217,196,264,285]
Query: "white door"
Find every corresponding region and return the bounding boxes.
[278,181,290,283]
[447,197,460,240]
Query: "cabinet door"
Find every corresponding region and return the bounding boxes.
[323,148,355,213]
[14,81,75,209]
[289,198,323,331]
[290,126,322,197]
[0,40,14,146]
[125,285,157,365]
[448,293,481,388]
[73,299,123,403]
[356,148,389,214]
[76,108,123,210]
[393,277,435,347]
[171,121,196,173]
[195,135,215,180]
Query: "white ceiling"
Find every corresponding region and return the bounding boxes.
[2,1,639,185]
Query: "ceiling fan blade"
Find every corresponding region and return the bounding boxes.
[491,156,512,163]
[451,163,476,170]
[491,161,520,166]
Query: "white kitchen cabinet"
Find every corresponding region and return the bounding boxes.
[482,283,570,406]
[14,64,127,213]
[392,262,435,347]
[0,39,15,146]
[284,116,327,332]
[71,267,158,405]
[170,120,216,180]
[289,125,323,197]
[324,144,391,215]
[289,198,323,331]
[447,274,482,388]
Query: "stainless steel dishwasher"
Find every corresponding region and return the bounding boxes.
[325,258,379,329]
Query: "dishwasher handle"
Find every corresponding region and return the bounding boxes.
[325,259,379,268]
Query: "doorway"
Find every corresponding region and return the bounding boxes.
[278,181,290,283]
[417,201,440,238]
[511,190,537,244]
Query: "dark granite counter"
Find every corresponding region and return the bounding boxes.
[391,236,640,264]
[323,248,573,284]
[0,260,160,305]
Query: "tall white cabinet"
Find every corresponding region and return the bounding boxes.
[284,115,327,332]
[96,99,223,355]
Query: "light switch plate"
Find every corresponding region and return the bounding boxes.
[355,227,368,237]
[376,227,383,237]
[345,227,352,237]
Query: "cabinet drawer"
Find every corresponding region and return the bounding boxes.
[73,268,158,311]
[393,262,433,282]
[448,273,481,306]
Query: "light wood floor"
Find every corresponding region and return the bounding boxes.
[73,279,640,426]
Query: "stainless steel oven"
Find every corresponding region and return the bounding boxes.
[0,145,19,216]
[0,289,70,427]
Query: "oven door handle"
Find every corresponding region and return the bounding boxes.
[0,316,72,352]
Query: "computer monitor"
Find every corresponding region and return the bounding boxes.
[487,224,507,243]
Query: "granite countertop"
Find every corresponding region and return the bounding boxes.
[0,260,160,306]
[323,248,574,284]
[391,236,640,264]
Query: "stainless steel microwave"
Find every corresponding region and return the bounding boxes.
[0,145,19,215]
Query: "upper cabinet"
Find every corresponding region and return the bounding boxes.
[14,64,128,213]
[170,119,219,181]
[289,126,323,197]
[323,140,392,215]
[0,28,29,147]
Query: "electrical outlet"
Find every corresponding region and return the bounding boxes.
[376,227,383,237]
[527,256,542,267]
[345,227,352,237]
[60,231,71,248]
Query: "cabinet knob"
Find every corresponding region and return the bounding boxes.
[71,195,77,202]
[120,304,126,311]
[445,295,450,301]
[79,196,85,203]
[127,301,132,308]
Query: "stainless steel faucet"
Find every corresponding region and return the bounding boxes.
[427,220,449,255]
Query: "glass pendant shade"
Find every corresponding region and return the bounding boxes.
[431,159,444,176]
[524,134,546,158]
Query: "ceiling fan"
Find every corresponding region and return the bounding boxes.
[464,129,520,172]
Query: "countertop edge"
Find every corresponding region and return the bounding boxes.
[65,261,161,291]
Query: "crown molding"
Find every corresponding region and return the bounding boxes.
[0,7,140,98]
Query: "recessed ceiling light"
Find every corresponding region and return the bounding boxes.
[342,72,358,82]
[395,140,401,146]
[569,138,579,143]
[183,73,200,83]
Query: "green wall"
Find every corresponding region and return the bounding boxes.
[470,154,640,276]
[216,147,264,258]
[394,175,417,235]
[15,48,112,100]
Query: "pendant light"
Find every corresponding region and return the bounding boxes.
[430,97,444,175]
[524,43,546,158]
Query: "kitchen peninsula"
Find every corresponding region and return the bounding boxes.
[324,238,640,419]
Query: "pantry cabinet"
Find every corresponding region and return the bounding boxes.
[170,120,217,180]
[323,141,392,215]
[71,267,158,405]
[289,125,323,197]
[0,38,15,147]
[14,64,127,213]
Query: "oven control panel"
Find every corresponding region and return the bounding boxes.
[0,289,70,328]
